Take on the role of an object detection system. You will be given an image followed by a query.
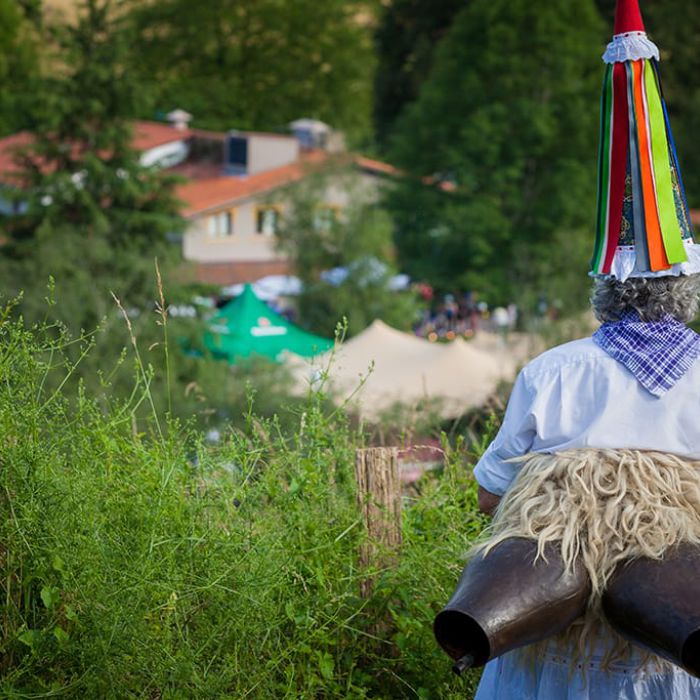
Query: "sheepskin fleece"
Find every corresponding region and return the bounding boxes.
[473,449,700,669]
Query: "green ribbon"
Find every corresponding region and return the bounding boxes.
[593,65,614,274]
[644,60,687,265]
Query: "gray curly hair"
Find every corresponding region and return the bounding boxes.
[591,275,700,324]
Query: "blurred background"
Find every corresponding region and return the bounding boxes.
[3,0,700,435]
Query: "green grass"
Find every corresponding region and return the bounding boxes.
[0,302,489,698]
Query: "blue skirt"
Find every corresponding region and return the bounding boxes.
[475,643,700,700]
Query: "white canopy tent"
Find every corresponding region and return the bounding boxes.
[289,320,523,419]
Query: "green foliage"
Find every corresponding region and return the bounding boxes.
[124,0,377,144]
[0,0,40,136]
[0,266,312,435]
[379,0,700,307]
[276,169,423,337]
[373,0,464,149]
[5,0,183,252]
[386,0,603,308]
[0,1,243,431]
[0,303,488,698]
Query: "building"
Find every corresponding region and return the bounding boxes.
[0,113,398,286]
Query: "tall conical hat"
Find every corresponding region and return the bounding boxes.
[614,0,645,34]
[591,0,699,280]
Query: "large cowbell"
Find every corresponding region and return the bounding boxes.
[603,543,700,677]
[433,538,590,674]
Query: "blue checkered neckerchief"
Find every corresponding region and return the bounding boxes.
[593,311,700,397]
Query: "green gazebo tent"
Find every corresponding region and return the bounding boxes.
[204,284,333,363]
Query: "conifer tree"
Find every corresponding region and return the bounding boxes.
[1,0,185,403]
[373,0,464,149]
[387,0,603,308]
[8,0,182,254]
[0,0,40,135]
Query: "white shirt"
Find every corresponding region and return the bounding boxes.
[474,337,700,496]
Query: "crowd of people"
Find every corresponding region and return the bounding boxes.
[414,291,518,341]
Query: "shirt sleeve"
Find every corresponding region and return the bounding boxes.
[473,369,537,496]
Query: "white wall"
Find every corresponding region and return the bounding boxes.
[182,169,387,264]
[183,200,283,263]
[247,135,300,175]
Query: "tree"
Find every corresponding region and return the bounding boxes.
[0,0,187,418]
[7,0,182,252]
[373,0,464,150]
[387,0,603,310]
[124,0,377,144]
[276,168,422,337]
[0,0,40,136]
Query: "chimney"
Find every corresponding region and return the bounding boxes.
[166,109,193,131]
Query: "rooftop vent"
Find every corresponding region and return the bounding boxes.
[289,119,331,151]
[166,109,193,131]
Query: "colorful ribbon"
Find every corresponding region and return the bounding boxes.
[592,58,691,275]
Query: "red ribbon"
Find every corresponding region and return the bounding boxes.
[603,62,630,274]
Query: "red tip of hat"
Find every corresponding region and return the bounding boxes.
[614,0,646,35]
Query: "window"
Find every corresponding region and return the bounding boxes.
[207,211,234,238]
[226,136,248,175]
[256,206,281,236]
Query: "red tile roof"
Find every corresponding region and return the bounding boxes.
[176,150,329,217]
[168,161,223,181]
[0,121,191,185]
[132,121,192,151]
[354,155,455,191]
[0,120,400,219]
[354,155,401,177]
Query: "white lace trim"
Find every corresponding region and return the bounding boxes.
[603,32,660,64]
[591,240,700,281]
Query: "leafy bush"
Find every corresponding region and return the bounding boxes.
[275,169,424,339]
[0,269,310,435]
[0,301,488,698]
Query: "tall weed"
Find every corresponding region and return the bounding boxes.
[0,304,488,698]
